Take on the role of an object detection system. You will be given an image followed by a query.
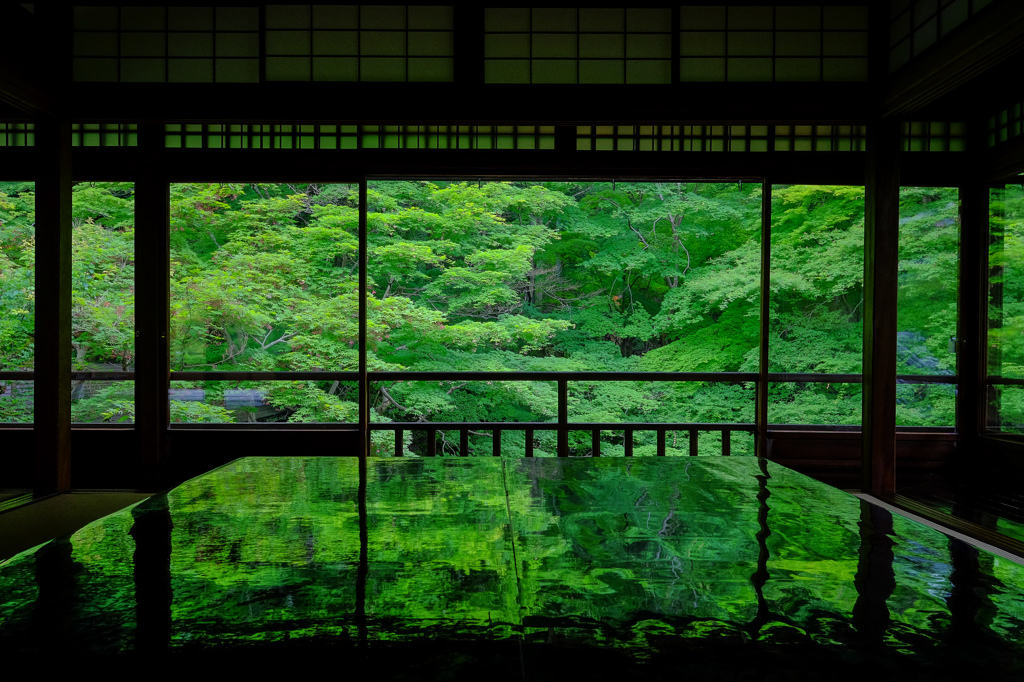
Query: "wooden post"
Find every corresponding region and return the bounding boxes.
[134,124,170,477]
[557,379,568,457]
[757,182,771,457]
[33,117,72,494]
[359,180,369,457]
[986,186,1004,432]
[958,180,988,445]
[862,119,900,496]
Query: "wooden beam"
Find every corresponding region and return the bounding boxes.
[862,120,900,495]
[882,0,1024,117]
[64,82,876,124]
[133,125,170,478]
[71,147,869,186]
[33,117,73,494]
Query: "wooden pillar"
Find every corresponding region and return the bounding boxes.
[33,117,72,494]
[359,179,369,457]
[958,180,989,445]
[862,119,900,496]
[134,124,170,477]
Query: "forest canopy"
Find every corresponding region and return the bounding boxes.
[0,179,974,451]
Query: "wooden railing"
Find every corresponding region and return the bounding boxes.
[375,422,756,457]
[368,371,757,457]
[0,369,960,451]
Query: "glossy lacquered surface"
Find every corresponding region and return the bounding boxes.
[2,457,1023,678]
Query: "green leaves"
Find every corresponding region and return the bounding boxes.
[0,177,971,433]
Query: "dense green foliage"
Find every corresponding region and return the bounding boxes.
[0,179,967,446]
[989,184,1024,430]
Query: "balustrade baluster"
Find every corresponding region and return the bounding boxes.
[557,379,568,457]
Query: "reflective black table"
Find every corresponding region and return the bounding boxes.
[2,457,1023,679]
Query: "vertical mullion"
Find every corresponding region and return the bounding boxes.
[724,9,729,82]
[359,178,368,457]
[115,7,122,83]
[820,7,825,82]
[528,7,533,85]
[356,6,362,83]
[258,4,266,84]
[621,10,626,85]
[575,7,580,85]
[162,7,170,83]
[557,378,568,456]
[670,6,680,85]
[758,181,771,456]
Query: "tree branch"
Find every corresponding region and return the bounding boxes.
[378,385,428,421]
